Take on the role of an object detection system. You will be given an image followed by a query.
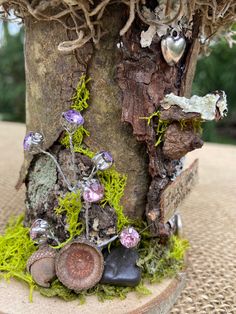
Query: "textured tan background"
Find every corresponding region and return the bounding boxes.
[0,121,235,313]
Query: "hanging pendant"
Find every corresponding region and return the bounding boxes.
[161,29,186,66]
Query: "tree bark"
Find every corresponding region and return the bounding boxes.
[22,5,201,240]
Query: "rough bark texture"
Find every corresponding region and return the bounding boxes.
[163,123,203,160]
[23,5,201,239]
[23,7,150,238]
[84,9,150,219]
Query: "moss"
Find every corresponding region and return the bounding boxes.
[38,279,78,301]
[137,236,189,283]
[0,215,36,301]
[142,111,204,146]
[155,119,170,147]
[60,75,129,231]
[0,214,188,303]
[53,191,84,249]
[98,168,130,231]
[71,75,91,112]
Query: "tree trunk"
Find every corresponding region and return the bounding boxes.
[22,5,200,240]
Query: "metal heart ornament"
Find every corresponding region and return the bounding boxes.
[161,30,186,66]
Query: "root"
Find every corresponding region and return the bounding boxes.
[0,0,236,51]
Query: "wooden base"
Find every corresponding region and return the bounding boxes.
[0,273,186,314]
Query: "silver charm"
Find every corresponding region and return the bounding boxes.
[167,213,183,237]
[30,219,60,245]
[161,29,186,66]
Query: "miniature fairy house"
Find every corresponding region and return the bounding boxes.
[0,0,233,303]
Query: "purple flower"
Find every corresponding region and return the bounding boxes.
[83,179,104,203]
[23,132,44,151]
[92,151,113,171]
[120,227,140,248]
[62,110,84,126]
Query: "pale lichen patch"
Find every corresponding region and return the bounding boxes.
[161,92,228,121]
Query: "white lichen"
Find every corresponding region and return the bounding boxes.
[161,91,228,121]
[140,25,158,48]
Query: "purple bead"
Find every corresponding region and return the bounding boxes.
[30,219,50,244]
[83,179,104,203]
[120,227,140,248]
[62,110,84,126]
[23,132,44,151]
[92,151,113,171]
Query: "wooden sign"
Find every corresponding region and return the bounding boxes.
[160,159,199,222]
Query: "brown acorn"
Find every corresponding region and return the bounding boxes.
[27,245,56,288]
[55,239,104,291]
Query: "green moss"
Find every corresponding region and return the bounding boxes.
[71,75,91,112]
[37,233,189,302]
[192,118,203,134]
[60,127,90,150]
[142,111,204,146]
[137,236,189,283]
[60,75,91,150]
[98,168,130,231]
[0,215,36,301]
[53,191,84,249]
[0,214,188,303]
[38,279,78,301]
[155,119,170,147]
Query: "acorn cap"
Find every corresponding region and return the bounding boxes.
[27,245,56,272]
[55,239,104,291]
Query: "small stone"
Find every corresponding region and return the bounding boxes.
[100,246,141,287]
[92,151,113,171]
[62,109,84,125]
[23,132,44,151]
[83,179,104,203]
[120,227,140,248]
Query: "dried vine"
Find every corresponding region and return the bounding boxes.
[1,0,236,51]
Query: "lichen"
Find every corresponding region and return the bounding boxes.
[53,191,84,249]
[161,92,228,121]
[0,215,36,301]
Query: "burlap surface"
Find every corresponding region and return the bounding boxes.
[0,121,235,313]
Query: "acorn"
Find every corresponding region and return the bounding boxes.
[55,239,104,291]
[27,245,56,288]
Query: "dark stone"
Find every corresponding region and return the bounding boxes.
[100,246,142,287]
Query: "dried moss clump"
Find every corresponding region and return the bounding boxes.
[137,236,189,283]
[1,0,236,52]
